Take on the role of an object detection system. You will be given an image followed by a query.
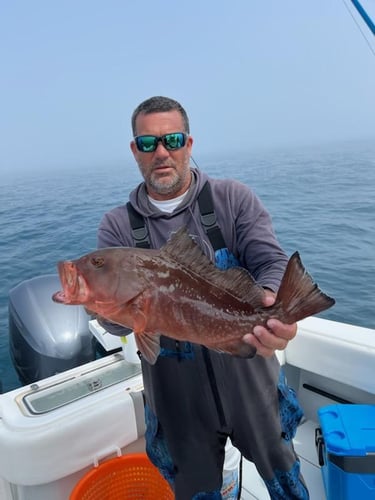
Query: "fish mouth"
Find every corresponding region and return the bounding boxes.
[52,261,89,304]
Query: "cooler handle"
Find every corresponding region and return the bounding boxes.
[93,446,122,467]
[315,427,325,467]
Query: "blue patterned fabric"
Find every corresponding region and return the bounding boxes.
[144,404,175,488]
[278,370,304,441]
[261,371,308,499]
[215,248,240,270]
[159,340,195,360]
[264,461,309,499]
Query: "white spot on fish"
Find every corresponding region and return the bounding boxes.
[159,285,176,293]
[157,271,170,278]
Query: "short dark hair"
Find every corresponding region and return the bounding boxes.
[131,96,190,136]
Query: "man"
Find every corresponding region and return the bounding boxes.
[97,96,308,499]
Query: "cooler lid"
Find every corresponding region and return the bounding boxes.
[318,404,375,456]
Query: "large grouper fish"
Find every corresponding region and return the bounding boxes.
[52,227,335,364]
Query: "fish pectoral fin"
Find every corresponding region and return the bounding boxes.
[212,339,257,359]
[128,295,161,364]
[135,332,161,365]
[131,307,148,333]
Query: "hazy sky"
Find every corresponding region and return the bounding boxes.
[1,0,374,172]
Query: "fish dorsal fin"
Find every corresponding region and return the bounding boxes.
[160,227,265,307]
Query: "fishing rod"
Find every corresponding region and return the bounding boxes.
[350,0,375,35]
[342,0,375,57]
[190,156,200,168]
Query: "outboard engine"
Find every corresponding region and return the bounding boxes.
[9,275,97,385]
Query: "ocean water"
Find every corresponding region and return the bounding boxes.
[1,140,374,392]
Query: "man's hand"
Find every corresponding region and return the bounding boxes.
[242,290,297,358]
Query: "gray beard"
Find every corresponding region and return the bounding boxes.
[148,172,182,195]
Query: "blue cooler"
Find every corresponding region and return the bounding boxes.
[316,405,375,499]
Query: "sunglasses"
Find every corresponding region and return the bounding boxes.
[134,132,187,153]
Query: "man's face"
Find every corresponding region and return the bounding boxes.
[130,110,193,200]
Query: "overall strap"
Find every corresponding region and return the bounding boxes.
[126,202,150,248]
[198,181,227,251]
[126,181,226,251]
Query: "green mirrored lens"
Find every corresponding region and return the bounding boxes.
[137,136,157,152]
[164,133,185,150]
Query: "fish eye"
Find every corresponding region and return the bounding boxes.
[91,256,105,268]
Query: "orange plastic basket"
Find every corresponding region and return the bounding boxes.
[70,453,174,500]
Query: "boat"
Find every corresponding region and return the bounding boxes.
[1,2,374,499]
[1,265,375,500]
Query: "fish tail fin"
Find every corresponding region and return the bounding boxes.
[275,252,335,323]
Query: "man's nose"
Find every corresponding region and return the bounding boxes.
[154,141,170,157]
